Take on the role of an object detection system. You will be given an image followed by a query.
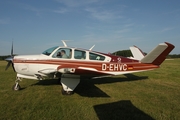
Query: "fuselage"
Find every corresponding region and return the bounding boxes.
[12,46,159,80]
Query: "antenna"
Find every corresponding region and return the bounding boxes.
[89,45,95,51]
[61,40,69,47]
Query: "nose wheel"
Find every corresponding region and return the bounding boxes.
[12,77,21,91]
[12,83,21,90]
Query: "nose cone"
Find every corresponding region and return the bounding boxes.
[5,56,13,62]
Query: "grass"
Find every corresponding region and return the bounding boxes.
[0,59,180,120]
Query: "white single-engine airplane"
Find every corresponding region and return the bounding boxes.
[5,40,175,95]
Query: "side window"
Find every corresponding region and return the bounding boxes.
[74,50,86,59]
[89,52,105,61]
[53,48,72,59]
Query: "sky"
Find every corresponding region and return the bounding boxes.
[0,0,180,55]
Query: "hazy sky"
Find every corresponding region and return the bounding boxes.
[0,0,180,55]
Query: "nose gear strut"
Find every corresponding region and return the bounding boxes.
[12,77,21,90]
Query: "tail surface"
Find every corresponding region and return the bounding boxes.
[130,46,145,60]
[140,42,175,65]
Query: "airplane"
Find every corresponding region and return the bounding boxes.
[5,40,175,95]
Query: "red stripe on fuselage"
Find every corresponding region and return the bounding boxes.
[13,59,158,73]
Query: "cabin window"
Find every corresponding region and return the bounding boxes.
[89,52,105,61]
[42,46,58,56]
[74,50,86,59]
[53,48,72,59]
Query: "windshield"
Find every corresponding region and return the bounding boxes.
[42,46,58,56]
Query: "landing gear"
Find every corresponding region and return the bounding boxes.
[58,77,61,84]
[12,83,21,90]
[12,77,21,91]
[61,88,74,95]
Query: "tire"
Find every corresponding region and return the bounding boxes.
[61,88,74,95]
[12,84,21,91]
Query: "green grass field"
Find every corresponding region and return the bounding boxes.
[0,59,180,120]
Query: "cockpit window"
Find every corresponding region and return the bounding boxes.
[42,46,58,56]
[89,52,105,61]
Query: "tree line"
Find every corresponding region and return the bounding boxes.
[0,55,11,60]
[112,50,180,58]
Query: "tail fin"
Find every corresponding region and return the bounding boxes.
[140,42,175,65]
[130,46,145,60]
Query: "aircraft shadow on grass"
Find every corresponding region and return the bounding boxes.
[92,74,148,84]
[76,74,148,97]
[94,100,154,120]
[32,74,148,97]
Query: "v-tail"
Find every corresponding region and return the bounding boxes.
[140,42,175,65]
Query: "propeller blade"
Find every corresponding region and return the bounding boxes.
[5,61,11,70]
[5,41,15,72]
[11,41,13,56]
[12,62,15,72]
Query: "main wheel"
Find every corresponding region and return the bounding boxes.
[61,88,74,95]
[12,83,21,90]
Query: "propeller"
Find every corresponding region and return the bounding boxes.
[5,42,15,72]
